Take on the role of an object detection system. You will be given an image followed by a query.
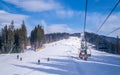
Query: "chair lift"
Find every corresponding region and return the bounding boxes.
[79,33,91,60]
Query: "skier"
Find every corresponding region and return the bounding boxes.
[17,55,19,59]
[20,57,22,61]
[47,57,50,61]
[38,59,40,64]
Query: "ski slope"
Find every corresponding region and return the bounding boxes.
[0,37,120,75]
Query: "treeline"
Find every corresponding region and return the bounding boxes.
[0,21,27,53]
[0,21,72,53]
[30,25,44,50]
[69,33,81,37]
[85,32,120,54]
[0,21,45,53]
[43,33,69,43]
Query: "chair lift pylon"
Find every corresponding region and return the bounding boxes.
[79,33,89,60]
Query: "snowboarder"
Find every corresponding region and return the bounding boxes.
[38,59,40,64]
[20,57,22,61]
[17,55,19,59]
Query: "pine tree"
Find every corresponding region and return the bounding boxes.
[14,21,27,53]
[14,29,20,53]
[0,21,29,53]
[1,25,8,53]
[0,21,15,53]
[21,21,27,49]
[18,28,24,52]
[7,24,15,53]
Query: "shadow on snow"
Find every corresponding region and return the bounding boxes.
[12,58,79,75]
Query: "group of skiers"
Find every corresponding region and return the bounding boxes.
[17,55,22,61]
[38,58,50,64]
[17,55,50,64]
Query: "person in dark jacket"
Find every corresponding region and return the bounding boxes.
[17,55,19,59]
[38,59,40,64]
[20,57,22,61]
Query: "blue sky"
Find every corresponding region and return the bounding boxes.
[0,0,120,37]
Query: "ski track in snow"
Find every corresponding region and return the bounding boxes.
[0,37,120,75]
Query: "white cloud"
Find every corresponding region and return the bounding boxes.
[55,10,82,18]
[3,0,81,19]
[39,12,120,36]
[3,0,62,12]
[40,20,77,34]
[0,10,28,28]
[47,24,72,33]
[56,10,74,18]
[86,12,120,37]
[3,0,81,18]
[100,13,120,36]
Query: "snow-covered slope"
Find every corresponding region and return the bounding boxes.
[0,37,120,75]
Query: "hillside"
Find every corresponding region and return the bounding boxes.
[0,37,120,75]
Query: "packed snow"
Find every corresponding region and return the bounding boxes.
[0,37,120,75]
